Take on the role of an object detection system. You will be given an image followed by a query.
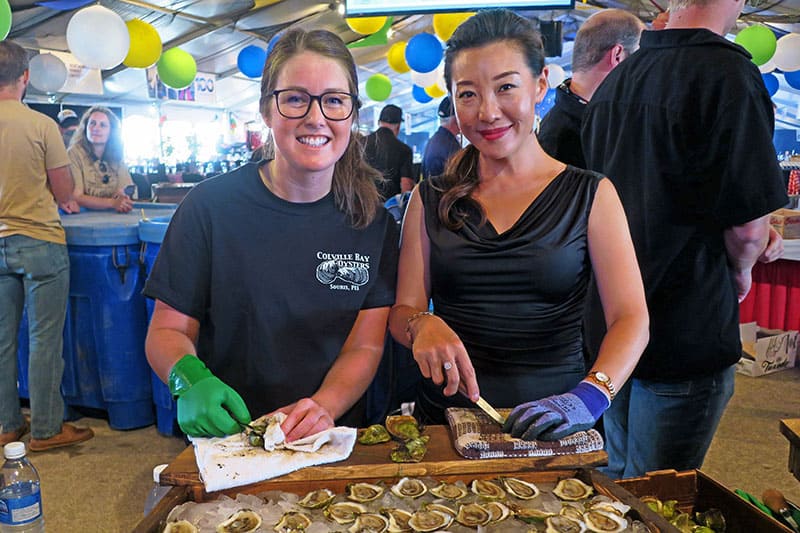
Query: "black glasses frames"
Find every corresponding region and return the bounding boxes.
[272,89,357,121]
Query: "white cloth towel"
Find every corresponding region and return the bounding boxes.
[190,424,357,492]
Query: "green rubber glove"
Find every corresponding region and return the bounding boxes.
[168,355,251,438]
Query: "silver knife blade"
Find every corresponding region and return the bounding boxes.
[475,396,506,426]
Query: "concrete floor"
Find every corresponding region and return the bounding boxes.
[17,367,800,532]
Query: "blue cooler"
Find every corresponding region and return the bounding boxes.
[138,215,182,437]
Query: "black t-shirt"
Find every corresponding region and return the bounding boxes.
[364,127,414,199]
[143,162,398,426]
[582,29,788,380]
[538,80,588,168]
[421,126,461,180]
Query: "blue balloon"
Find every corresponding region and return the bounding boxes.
[267,33,282,58]
[405,33,443,74]
[762,72,779,96]
[412,84,433,104]
[237,45,267,78]
[784,70,800,91]
[536,88,557,118]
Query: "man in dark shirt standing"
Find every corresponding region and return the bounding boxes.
[421,96,461,180]
[364,104,414,200]
[581,0,787,479]
[538,9,644,168]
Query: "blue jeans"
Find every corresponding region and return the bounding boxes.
[0,235,69,439]
[602,364,736,479]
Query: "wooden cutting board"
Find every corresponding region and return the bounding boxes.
[160,425,607,501]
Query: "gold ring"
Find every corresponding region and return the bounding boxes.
[443,362,453,371]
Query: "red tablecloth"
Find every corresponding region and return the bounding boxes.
[739,259,800,331]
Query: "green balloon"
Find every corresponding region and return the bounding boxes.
[735,24,777,66]
[365,73,392,101]
[0,0,11,41]
[157,48,197,89]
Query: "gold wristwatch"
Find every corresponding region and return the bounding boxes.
[586,371,617,400]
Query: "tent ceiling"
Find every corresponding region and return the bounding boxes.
[6,0,800,130]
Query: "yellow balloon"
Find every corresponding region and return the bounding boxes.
[124,19,162,68]
[346,16,388,35]
[424,83,445,99]
[387,41,409,74]
[433,12,474,42]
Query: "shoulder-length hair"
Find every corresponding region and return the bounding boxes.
[69,106,125,165]
[437,10,545,230]
[259,28,382,229]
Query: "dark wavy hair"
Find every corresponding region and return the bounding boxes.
[259,28,382,229]
[69,106,125,165]
[438,9,545,230]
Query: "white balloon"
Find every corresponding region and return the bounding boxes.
[546,63,566,88]
[28,53,67,93]
[411,67,440,88]
[66,5,130,70]
[773,33,800,73]
[759,58,776,73]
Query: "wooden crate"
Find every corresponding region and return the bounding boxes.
[617,469,793,533]
[780,419,800,483]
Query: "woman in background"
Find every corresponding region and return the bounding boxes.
[68,106,134,212]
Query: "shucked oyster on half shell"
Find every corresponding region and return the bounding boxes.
[553,478,594,501]
[470,478,507,500]
[391,477,428,499]
[429,482,468,501]
[273,511,312,533]
[483,501,512,524]
[424,502,456,518]
[349,512,390,533]
[455,502,492,527]
[216,509,262,533]
[381,508,413,532]
[347,482,385,502]
[297,487,336,509]
[385,415,420,440]
[408,509,453,532]
[502,477,541,500]
[545,515,587,533]
[163,520,198,533]
[583,510,627,532]
[325,501,368,524]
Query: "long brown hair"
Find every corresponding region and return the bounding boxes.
[259,29,381,229]
[437,10,545,230]
[69,105,125,165]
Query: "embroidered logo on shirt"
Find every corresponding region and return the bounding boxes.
[315,251,370,291]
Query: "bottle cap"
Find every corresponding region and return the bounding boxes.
[4,442,26,460]
[152,463,168,483]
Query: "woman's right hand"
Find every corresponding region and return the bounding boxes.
[113,193,134,213]
[409,315,480,401]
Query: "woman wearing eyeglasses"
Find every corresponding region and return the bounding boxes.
[143,29,397,441]
[68,106,134,213]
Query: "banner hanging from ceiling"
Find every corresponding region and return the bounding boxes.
[146,67,217,105]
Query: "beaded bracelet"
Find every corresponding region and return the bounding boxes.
[405,311,434,343]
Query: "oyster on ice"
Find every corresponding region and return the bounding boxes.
[470,478,506,499]
[560,503,586,522]
[408,509,453,532]
[553,478,594,501]
[583,510,627,532]
[273,511,312,532]
[515,506,556,523]
[545,515,587,533]
[216,509,262,533]
[502,477,541,500]
[391,477,428,499]
[381,508,413,532]
[163,520,198,533]
[429,482,468,501]
[455,503,491,527]
[347,482,385,502]
[297,487,336,509]
[325,502,368,524]
[349,512,390,533]
[484,501,512,524]
[424,503,456,518]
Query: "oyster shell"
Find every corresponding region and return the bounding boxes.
[429,482,468,501]
[273,511,311,532]
[560,503,585,522]
[349,512,389,533]
[589,500,630,516]
[325,502,368,524]
[502,477,540,500]
[391,477,428,499]
[347,482,385,502]
[424,503,456,518]
[470,479,506,500]
[483,501,511,523]
[553,478,594,501]
[216,509,262,533]
[583,510,627,532]
[515,506,557,523]
[385,415,420,440]
[382,508,413,532]
[358,424,391,445]
[455,503,491,527]
[545,515,587,533]
[163,520,198,533]
[297,488,336,509]
[408,509,453,532]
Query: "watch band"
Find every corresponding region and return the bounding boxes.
[586,371,617,401]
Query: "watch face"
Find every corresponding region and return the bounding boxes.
[595,372,609,383]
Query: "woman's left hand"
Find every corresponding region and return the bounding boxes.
[273,397,335,442]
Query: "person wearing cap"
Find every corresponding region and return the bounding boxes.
[421,96,461,181]
[537,9,645,169]
[0,40,93,452]
[56,109,79,147]
[363,103,414,199]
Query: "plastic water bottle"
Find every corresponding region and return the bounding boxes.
[0,442,45,533]
[143,464,171,516]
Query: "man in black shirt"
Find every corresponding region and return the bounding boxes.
[538,9,644,168]
[364,104,414,199]
[421,97,461,180]
[582,0,788,479]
